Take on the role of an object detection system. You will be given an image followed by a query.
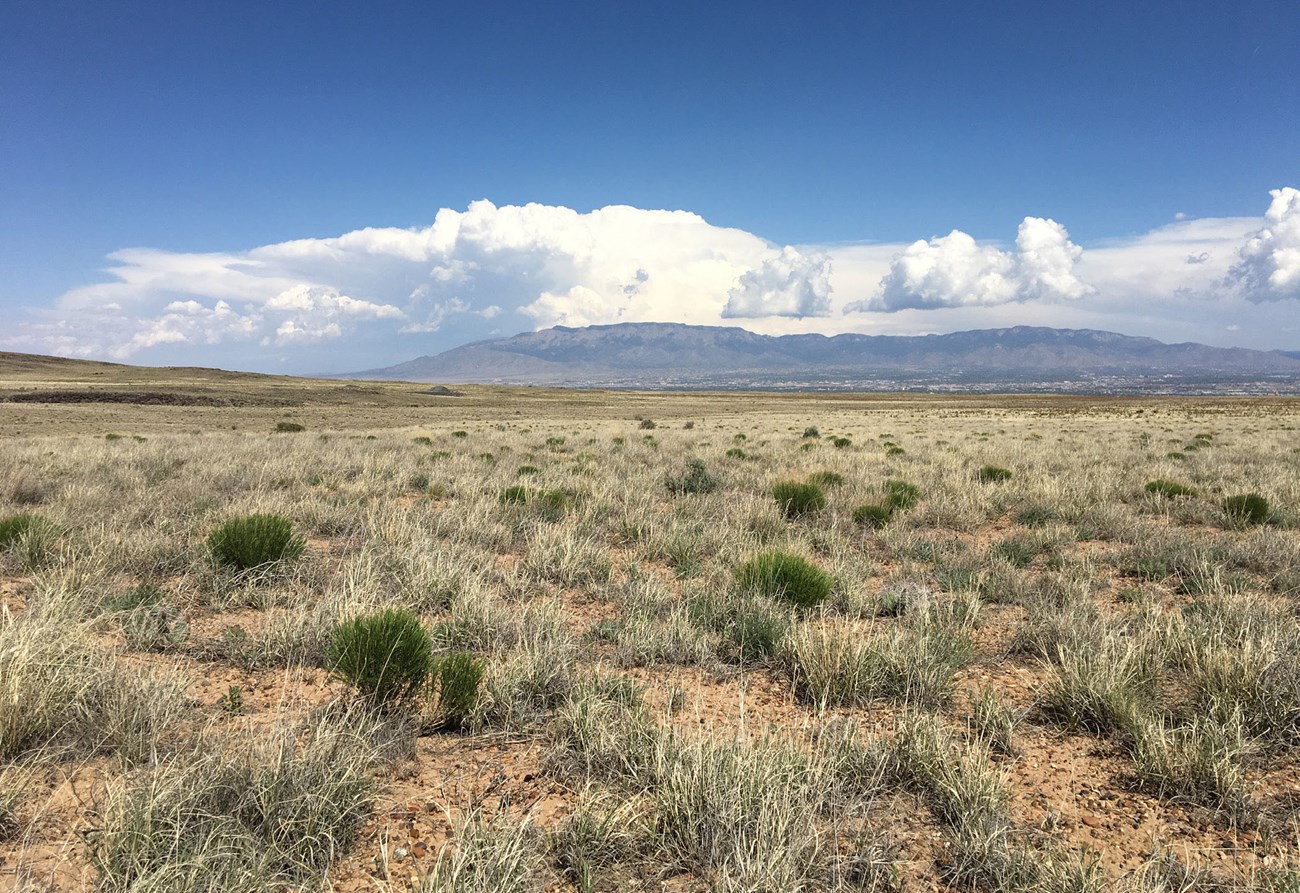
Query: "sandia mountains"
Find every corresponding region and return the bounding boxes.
[349,324,1300,395]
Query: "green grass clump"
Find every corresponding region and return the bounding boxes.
[852,504,893,528]
[725,448,747,459]
[802,426,820,439]
[883,479,921,511]
[275,421,305,432]
[976,465,1013,483]
[1146,479,1197,498]
[206,514,305,571]
[451,430,469,438]
[516,465,540,476]
[665,458,720,495]
[638,419,657,430]
[0,514,50,551]
[771,480,826,518]
[808,471,844,488]
[428,651,485,730]
[833,437,853,449]
[884,445,904,456]
[735,550,834,608]
[413,435,433,446]
[500,485,531,504]
[1222,493,1269,526]
[329,609,433,707]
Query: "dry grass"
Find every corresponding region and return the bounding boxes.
[1,378,1299,891]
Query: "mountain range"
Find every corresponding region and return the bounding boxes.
[350,323,1300,394]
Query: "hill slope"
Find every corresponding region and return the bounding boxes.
[352,323,1300,393]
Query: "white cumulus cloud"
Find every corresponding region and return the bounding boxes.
[846,217,1091,312]
[722,246,833,318]
[1226,187,1300,301]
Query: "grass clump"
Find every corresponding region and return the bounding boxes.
[274,421,304,432]
[665,458,720,495]
[976,465,1013,483]
[1146,479,1197,499]
[329,609,433,708]
[735,550,834,608]
[91,713,379,892]
[725,447,747,459]
[833,436,853,448]
[771,480,826,518]
[883,479,921,511]
[206,514,305,572]
[853,504,893,529]
[1222,493,1270,527]
[808,470,844,488]
[802,426,820,438]
[427,651,485,731]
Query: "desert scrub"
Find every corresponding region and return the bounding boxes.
[664,457,720,495]
[329,608,433,708]
[207,513,305,571]
[883,479,921,511]
[91,712,380,891]
[426,651,485,730]
[274,421,305,432]
[0,513,61,569]
[1128,712,1251,811]
[976,465,1013,483]
[1222,493,1270,527]
[734,550,834,608]
[808,470,844,488]
[423,809,542,892]
[853,503,893,528]
[1145,479,1197,499]
[770,480,826,518]
[784,615,974,709]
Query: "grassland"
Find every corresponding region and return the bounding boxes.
[2,354,1300,892]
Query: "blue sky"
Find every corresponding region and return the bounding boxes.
[2,0,1298,372]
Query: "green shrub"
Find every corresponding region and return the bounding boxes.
[329,609,433,707]
[883,479,921,511]
[771,480,826,518]
[638,419,657,430]
[802,426,820,439]
[666,458,720,495]
[883,445,903,456]
[428,651,485,730]
[1167,451,1187,461]
[535,489,572,522]
[206,514,305,571]
[976,465,1013,483]
[1222,493,1269,526]
[413,435,433,446]
[500,485,531,504]
[517,465,540,476]
[275,422,305,433]
[808,471,844,488]
[833,437,853,449]
[1146,479,1197,498]
[853,504,893,528]
[725,448,747,459]
[451,430,469,438]
[735,550,834,608]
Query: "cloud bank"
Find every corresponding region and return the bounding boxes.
[4,188,1299,369]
